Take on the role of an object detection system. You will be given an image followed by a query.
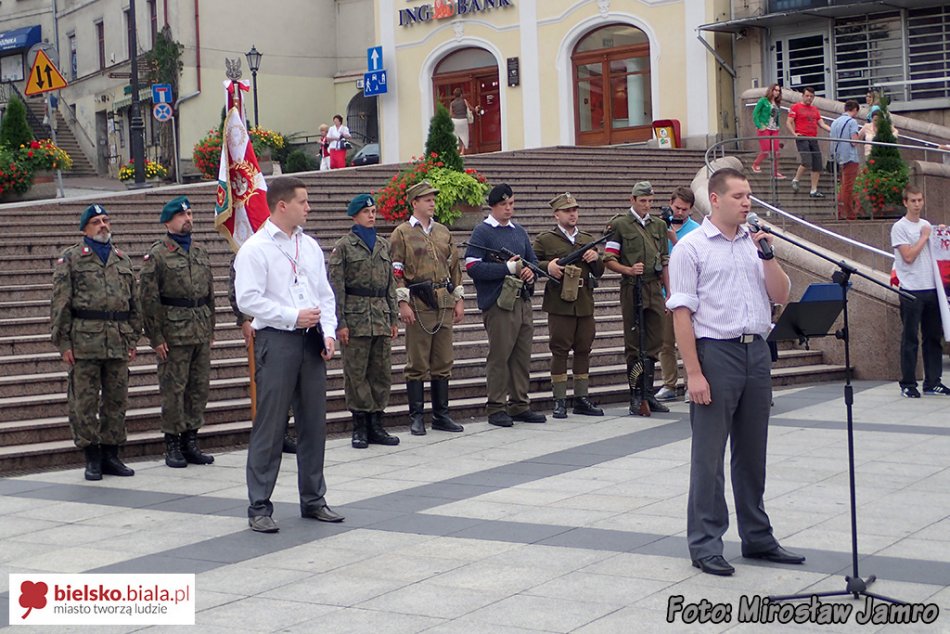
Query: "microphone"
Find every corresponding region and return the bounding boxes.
[746,212,773,258]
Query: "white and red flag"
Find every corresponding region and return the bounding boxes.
[214,79,270,251]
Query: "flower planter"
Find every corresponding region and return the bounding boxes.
[26,169,57,200]
[447,202,485,231]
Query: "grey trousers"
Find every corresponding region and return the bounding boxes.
[687,338,778,560]
[246,328,328,518]
[483,300,533,416]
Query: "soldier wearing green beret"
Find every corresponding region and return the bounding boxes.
[329,194,400,448]
[139,196,216,467]
[51,204,141,480]
[532,193,605,419]
[603,181,671,415]
[389,180,465,436]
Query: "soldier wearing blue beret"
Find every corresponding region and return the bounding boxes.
[140,196,217,467]
[51,204,141,480]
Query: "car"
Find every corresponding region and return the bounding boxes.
[350,143,380,166]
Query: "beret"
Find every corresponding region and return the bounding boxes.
[160,196,191,223]
[79,204,108,230]
[347,193,375,217]
[487,183,513,207]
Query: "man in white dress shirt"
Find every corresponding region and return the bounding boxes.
[667,168,803,576]
[235,176,343,533]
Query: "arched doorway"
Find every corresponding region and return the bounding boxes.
[346,92,378,144]
[433,48,501,154]
[572,24,652,145]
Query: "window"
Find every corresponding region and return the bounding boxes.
[148,0,158,49]
[68,33,77,80]
[833,12,903,102]
[907,6,950,101]
[96,21,105,70]
[125,9,133,59]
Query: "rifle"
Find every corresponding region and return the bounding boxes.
[461,242,557,284]
[634,274,651,417]
[555,231,613,268]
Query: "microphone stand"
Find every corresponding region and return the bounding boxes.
[753,218,913,605]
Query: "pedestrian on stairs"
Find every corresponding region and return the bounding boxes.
[140,196,216,469]
[329,194,401,449]
[532,192,605,419]
[786,86,832,198]
[51,204,141,481]
[389,181,466,436]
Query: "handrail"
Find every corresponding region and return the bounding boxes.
[703,134,950,263]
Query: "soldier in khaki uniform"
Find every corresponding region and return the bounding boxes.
[51,204,140,480]
[140,196,216,468]
[533,193,605,419]
[389,181,465,436]
[329,194,400,448]
[604,181,671,415]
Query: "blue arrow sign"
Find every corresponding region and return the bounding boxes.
[367,47,383,72]
[364,70,388,97]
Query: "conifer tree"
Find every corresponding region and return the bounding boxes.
[866,96,903,173]
[424,103,463,172]
[0,97,34,150]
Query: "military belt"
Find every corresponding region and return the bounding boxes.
[160,295,210,308]
[345,286,388,298]
[72,309,131,321]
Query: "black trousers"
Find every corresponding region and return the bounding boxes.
[899,289,944,390]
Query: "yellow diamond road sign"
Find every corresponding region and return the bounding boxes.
[25,50,68,96]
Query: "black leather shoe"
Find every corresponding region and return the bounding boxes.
[552,399,568,419]
[572,396,604,416]
[301,505,344,523]
[488,412,513,427]
[692,555,735,576]
[511,410,546,423]
[282,433,298,454]
[743,545,805,564]
[645,395,670,413]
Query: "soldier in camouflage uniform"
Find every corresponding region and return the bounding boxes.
[532,193,605,419]
[603,181,671,415]
[51,204,141,481]
[329,194,400,448]
[140,196,216,468]
[389,181,465,436]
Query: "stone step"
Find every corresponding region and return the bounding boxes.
[0,362,848,475]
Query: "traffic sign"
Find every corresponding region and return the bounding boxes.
[363,70,388,97]
[152,102,173,122]
[25,50,67,96]
[367,46,383,72]
[151,83,173,104]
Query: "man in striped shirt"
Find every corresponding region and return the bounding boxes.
[667,168,803,576]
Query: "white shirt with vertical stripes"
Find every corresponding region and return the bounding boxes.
[666,217,773,339]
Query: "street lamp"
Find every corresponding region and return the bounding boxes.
[245,45,262,128]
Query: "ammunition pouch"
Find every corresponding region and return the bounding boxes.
[560,265,583,303]
[497,275,523,311]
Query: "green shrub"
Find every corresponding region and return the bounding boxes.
[0,97,34,150]
[285,149,318,173]
[424,103,463,172]
[0,146,35,196]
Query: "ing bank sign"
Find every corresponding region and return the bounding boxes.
[398,0,515,27]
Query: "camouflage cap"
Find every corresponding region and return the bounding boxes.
[79,204,108,230]
[631,181,654,197]
[160,195,191,223]
[406,180,438,201]
[548,192,579,212]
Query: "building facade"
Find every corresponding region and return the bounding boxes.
[374,0,733,163]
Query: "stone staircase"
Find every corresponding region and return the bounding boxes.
[24,99,98,177]
[0,145,847,474]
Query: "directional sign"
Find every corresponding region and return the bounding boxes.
[367,46,383,72]
[151,83,173,104]
[153,102,173,122]
[363,70,388,97]
[25,50,67,96]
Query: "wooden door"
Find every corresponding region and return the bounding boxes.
[433,65,501,155]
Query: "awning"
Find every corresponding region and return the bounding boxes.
[698,0,947,34]
[0,25,41,54]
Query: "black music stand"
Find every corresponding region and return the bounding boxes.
[768,299,843,349]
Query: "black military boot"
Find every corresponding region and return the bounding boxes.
[552,399,568,419]
[407,380,426,435]
[628,361,648,416]
[431,379,464,432]
[643,360,670,413]
[367,411,400,445]
[164,433,187,468]
[351,412,369,449]
[101,444,135,476]
[572,396,604,416]
[83,445,102,481]
[181,429,215,464]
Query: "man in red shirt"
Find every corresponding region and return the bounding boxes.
[785,87,832,198]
